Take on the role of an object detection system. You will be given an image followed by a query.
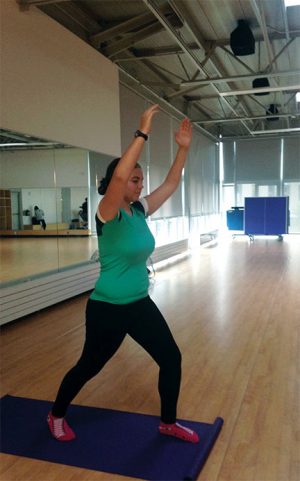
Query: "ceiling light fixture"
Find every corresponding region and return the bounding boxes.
[0,142,57,148]
[251,128,300,134]
[0,143,27,147]
[220,84,300,96]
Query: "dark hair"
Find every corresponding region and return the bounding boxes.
[98,158,142,195]
[98,158,120,195]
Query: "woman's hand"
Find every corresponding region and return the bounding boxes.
[175,118,192,149]
[139,104,160,134]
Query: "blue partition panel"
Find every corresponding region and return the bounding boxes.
[244,197,289,235]
[265,197,288,234]
[244,198,265,234]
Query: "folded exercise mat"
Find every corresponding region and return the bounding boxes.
[0,395,223,481]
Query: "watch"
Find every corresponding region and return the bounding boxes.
[134,129,148,141]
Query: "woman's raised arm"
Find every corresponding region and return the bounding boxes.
[98,104,160,221]
[145,118,192,216]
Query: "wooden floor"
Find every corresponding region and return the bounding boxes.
[1,235,299,481]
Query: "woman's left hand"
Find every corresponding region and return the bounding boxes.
[175,118,192,149]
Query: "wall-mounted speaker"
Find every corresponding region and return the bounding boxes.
[266,104,279,121]
[230,20,255,56]
[252,77,270,95]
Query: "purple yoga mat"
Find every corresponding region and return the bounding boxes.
[0,395,223,481]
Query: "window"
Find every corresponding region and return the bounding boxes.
[236,183,255,206]
[222,184,235,212]
[284,0,300,7]
[257,185,278,197]
[283,182,300,233]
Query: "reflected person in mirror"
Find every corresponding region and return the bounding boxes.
[47,104,199,444]
[34,206,46,230]
[79,197,88,223]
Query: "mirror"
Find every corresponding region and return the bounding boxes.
[0,132,113,285]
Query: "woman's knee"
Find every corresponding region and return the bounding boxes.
[173,345,182,370]
[160,343,182,372]
[74,352,104,380]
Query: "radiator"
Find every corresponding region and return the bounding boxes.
[0,263,99,325]
[149,239,189,264]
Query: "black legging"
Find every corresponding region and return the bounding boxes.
[40,219,46,230]
[52,296,181,424]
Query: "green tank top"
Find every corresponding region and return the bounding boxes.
[90,200,155,304]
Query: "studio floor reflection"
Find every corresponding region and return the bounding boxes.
[0,236,98,284]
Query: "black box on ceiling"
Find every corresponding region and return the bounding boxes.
[266,104,279,121]
[230,20,255,56]
[252,77,270,95]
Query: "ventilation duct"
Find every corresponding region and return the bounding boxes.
[252,77,270,95]
[230,20,255,56]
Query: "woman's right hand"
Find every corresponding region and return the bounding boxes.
[139,104,160,134]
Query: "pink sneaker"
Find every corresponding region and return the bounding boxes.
[47,412,76,441]
[159,421,199,443]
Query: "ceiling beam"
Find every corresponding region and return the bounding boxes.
[167,78,209,100]
[166,0,254,128]
[250,0,274,68]
[114,29,300,59]
[218,46,256,74]
[53,1,101,32]
[220,84,300,97]
[118,68,217,140]
[90,8,169,48]
[180,69,300,87]
[164,44,217,100]
[264,38,295,73]
[194,113,299,124]
[143,0,253,135]
[102,14,182,58]
[250,0,290,127]
[281,0,291,41]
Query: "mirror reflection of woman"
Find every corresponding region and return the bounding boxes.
[47,104,199,444]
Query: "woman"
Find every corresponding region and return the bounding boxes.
[48,104,198,444]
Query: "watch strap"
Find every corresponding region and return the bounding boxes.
[134,129,148,141]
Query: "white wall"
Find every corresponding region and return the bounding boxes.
[0,150,56,188]
[1,0,121,156]
[54,149,89,187]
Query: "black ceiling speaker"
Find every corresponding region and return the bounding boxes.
[230,20,255,56]
[266,104,279,121]
[252,77,270,95]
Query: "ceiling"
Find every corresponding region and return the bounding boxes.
[16,0,300,140]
